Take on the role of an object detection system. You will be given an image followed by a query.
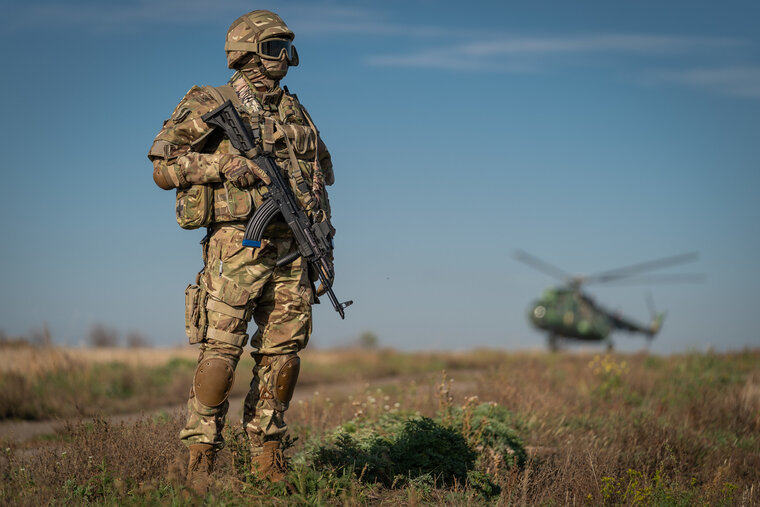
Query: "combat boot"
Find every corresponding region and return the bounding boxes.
[186,443,215,495]
[251,440,288,482]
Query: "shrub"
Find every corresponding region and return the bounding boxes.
[307,402,522,499]
[452,401,527,472]
[313,415,475,486]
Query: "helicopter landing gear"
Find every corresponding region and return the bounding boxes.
[548,334,559,352]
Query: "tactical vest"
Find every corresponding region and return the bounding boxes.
[169,83,331,231]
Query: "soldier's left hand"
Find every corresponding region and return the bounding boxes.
[316,277,334,297]
[316,256,335,297]
[222,156,271,188]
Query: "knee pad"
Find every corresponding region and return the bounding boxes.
[193,357,235,407]
[255,353,300,411]
[274,354,300,406]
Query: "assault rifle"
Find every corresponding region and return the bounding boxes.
[201,100,352,319]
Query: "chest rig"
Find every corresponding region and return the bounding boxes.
[203,81,322,223]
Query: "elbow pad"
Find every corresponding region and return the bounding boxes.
[152,160,189,190]
[153,162,175,190]
[149,139,189,190]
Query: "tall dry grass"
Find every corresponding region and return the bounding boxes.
[0,344,198,420]
[1,346,758,505]
[0,346,199,376]
[0,344,513,422]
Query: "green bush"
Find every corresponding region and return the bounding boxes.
[306,403,523,499]
[312,415,474,486]
[451,402,527,470]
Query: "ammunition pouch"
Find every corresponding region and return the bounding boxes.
[176,185,213,230]
[184,275,208,344]
[273,124,317,160]
[210,184,267,223]
[222,180,253,218]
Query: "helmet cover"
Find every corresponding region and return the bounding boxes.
[225,10,295,69]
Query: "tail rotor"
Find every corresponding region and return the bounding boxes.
[646,292,665,339]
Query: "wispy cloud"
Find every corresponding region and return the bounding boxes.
[368,34,744,69]
[655,66,760,98]
[457,34,742,56]
[367,33,759,99]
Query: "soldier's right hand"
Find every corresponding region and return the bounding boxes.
[221,156,271,188]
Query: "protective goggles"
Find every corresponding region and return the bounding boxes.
[259,38,299,65]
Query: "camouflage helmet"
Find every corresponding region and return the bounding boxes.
[225,10,298,69]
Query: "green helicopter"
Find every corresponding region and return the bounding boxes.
[515,251,701,350]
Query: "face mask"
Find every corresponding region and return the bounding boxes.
[240,56,286,89]
[261,57,289,80]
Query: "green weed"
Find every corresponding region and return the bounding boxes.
[597,466,742,506]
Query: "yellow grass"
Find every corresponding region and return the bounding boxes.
[0,345,489,376]
[0,345,505,375]
[0,346,199,376]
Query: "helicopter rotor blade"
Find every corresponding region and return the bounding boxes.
[595,273,705,286]
[585,252,699,284]
[514,250,574,283]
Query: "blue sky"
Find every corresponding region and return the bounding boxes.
[0,0,758,353]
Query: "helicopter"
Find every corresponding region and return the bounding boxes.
[515,250,701,350]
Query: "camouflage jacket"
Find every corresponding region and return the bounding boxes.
[148,73,333,230]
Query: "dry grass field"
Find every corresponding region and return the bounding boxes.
[0,343,758,505]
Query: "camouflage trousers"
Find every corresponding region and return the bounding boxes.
[179,223,313,454]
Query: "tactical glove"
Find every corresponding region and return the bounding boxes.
[221,155,270,189]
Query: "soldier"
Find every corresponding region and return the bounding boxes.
[148,10,336,493]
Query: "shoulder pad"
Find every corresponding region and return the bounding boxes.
[153,85,221,150]
[163,85,229,126]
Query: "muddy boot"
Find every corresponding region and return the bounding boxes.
[251,440,288,483]
[186,443,215,495]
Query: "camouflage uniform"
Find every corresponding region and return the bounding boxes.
[148,11,334,467]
